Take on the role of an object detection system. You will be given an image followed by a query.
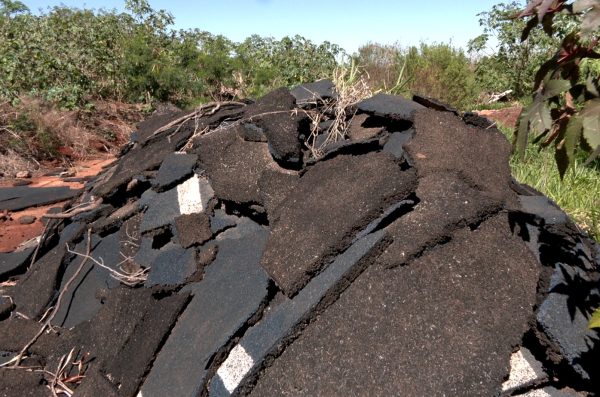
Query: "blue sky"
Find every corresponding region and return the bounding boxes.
[23,0,506,54]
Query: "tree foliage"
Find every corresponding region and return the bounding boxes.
[516,0,600,178]
[0,0,342,107]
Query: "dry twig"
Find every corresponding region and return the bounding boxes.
[66,245,148,287]
[42,198,103,219]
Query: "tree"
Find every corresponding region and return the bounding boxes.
[468,1,573,97]
[515,0,600,178]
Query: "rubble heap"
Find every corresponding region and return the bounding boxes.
[0,81,598,396]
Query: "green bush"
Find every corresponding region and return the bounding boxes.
[0,0,343,107]
[354,42,478,110]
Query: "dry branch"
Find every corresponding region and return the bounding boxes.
[42,198,104,219]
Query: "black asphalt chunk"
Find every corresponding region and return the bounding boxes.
[346,113,384,141]
[243,88,306,168]
[382,128,415,159]
[92,125,194,198]
[261,152,417,297]
[307,136,381,164]
[357,92,424,121]
[0,247,34,280]
[238,123,268,142]
[195,128,279,205]
[133,237,161,268]
[379,173,503,267]
[0,185,81,211]
[290,79,337,105]
[0,296,14,320]
[153,152,198,192]
[175,212,212,248]
[52,232,122,328]
[412,94,459,114]
[536,262,600,382]
[141,175,212,233]
[259,112,305,168]
[257,170,299,221]
[91,199,140,234]
[10,246,68,319]
[251,215,540,396]
[409,108,516,204]
[64,288,190,396]
[519,195,569,225]
[210,209,239,235]
[0,368,46,397]
[463,111,496,129]
[208,230,387,397]
[135,103,184,144]
[146,243,196,286]
[139,218,270,397]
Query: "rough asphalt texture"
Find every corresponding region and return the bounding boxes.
[0,82,598,397]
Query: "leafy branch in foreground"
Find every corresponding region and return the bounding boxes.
[516,0,600,178]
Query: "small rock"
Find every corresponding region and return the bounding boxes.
[11,180,32,187]
[18,215,36,225]
[59,171,76,178]
[15,171,31,179]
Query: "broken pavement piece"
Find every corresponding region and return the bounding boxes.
[258,112,305,168]
[0,185,81,211]
[195,128,277,205]
[0,247,35,280]
[408,108,515,204]
[536,262,600,383]
[261,151,416,297]
[210,209,239,235]
[251,215,540,397]
[382,128,415,160]
[357,92,424,121]
[52,232,122,328]
[346,113,384,141]
[412,94,459,114]
[380,173,503,267]
[209,230,386,397]
[152,152,198,192]
[502,348,548,394]
[175,212,212,248]
[139,218,270,397]
[238,123,267,142]
[145,243,196,287]
[519,195,568,225]
[290,79,337,105]
[463,111,496,129]
[140,174,213,233]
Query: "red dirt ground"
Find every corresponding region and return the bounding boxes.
[477,105,522,130]
[0,156,115,253]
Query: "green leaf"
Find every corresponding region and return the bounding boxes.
[582,114,600,149]
[530,99,553,133]
[543,79,571,99]
[589,307,600,329]
[565,115,584,167]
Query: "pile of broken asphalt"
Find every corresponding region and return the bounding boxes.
[0,80,599,396]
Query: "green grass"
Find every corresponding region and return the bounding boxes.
[499,126,600,242]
